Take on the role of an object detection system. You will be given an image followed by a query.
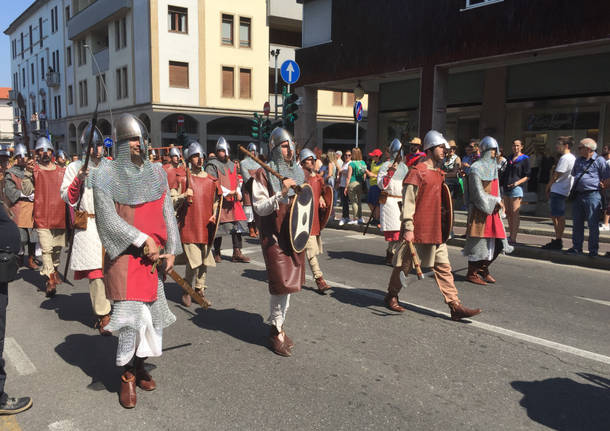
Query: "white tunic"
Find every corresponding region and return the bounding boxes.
[378,163,408,233]
[60,161,104,271]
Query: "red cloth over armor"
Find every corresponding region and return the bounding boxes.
[179,175,220,244]
[212,162,246,223]
[404,163,445,244]
[8,173,34,228]
[482,179,506,239]
[164,164,186,190]
[33,166,66,229]
[104,193,168,302]
[406,152,426,167]
[306,174,324,237]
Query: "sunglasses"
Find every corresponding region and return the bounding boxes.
[345,154,352,157]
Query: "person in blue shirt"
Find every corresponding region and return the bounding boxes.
[566,138,610,256]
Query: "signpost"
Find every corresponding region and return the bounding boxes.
[103,137,113,148]
[263,101,270,117]
[280,59,300,93]
[353,101,363,148]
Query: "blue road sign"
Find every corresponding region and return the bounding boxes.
[104,137,113,148]
[353,101,363,122]
[280,60,300,85]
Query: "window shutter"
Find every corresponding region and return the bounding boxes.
[169,61,189,88]
[222,67,234,97]
[239,69,251,98]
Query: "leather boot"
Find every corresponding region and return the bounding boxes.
[134,357,156,391]
[315,277,330,293]
[232,248,250,263]
[449,301,482,321]
[27,255,39,270]
[195,289,212,308]
[95,314,112,336]
[478,261,496,283]
[248,223,258,238]
[385,250,394,266]
[45,277,57,298]
[384,294,405,312]
[466,262,487,285]
[269,327,291,357]
[213,250,222,263]
[119,369,137,408]
[181,292,192,307]
[51,270,62,285]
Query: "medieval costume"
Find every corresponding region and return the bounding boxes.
[299,149,331,293]
[22,137,67,297]
[462,136,513,285]
[173,141,219,307]
[60,125,112,333]
[163,146,186,190]
[240,142,260,238]
[205,137,249,263]
[378,139,409,266]
[3,144,38,270]
[252,128,306,357]
[385,130,481,321]
[92,113,181,409]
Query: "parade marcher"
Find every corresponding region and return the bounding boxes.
[462,136,513,285]
[60,124,112,334]
[173,141,219,308]
[91,113,181,409]
[56,149,68,168]
[404,137,425,167]
[240,142,261,238]
[205,137,249,263]
[299,149,331,293]
[22,137,67,297]
[252,128,306,357]
[163,146,186,191]
[378,139,409,266]
[3,144,38,270]
[384,130,482,321]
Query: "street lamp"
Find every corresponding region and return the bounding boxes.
[270,48,281,119]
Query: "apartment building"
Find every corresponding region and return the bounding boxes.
[0,88,15,146]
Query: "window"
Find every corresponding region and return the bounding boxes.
[116,67,128,99]
[31,63,35,84]
[65,6,70,24]
[66,46,71,66]
[51,6,58,33]
[169,61,189,88]
[221,14,233,45]
[54,50,60,74]
[122,67,128,98]
[168,6,187,33]
[68,85,73,105]
[345,92,355,106]
[41,58,45,79]
[29,25,33,54]
[332,91,343,106]
[115,17,127,50]
[79,80,88,107]
[39,17,43,48]
[78,41,86,66]
[21,68,25,88]
[239,68,251,98]
[222,66,234,97]
[461,0,504,10]
[41,99,46,116]
[20,33,24,59]
[13,73,18,91]
[54,95,62,119]
[11,40,15,59]
[96,74,106,103]
[239,17,251,48]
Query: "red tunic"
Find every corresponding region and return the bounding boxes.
[104,193,168,302]
[179,174,220,244]
[404,163,445,245]
[163,164,186,190]
[306,174,324,237]
[33,165,66,229]
[212,162,247,223]
[8,173,34,228]
[467,178,506,239]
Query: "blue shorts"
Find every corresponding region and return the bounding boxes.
[503,185,523,198]
[367,185,381,204]
[549,192,567,217]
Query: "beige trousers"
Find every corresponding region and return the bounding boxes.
[36,228,66,277]
[183,243,216,291]
[89,278,111,316]
[305,235,323,279]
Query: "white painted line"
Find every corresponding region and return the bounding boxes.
[4,337,36,376]
[576,296,610,307]
[49,420,80,431]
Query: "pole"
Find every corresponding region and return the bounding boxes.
[274,53,279,120]
[355,121,359,148]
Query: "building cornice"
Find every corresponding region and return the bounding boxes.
[3,0,49,35]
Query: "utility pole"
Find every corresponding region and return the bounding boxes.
[270,49,280,120]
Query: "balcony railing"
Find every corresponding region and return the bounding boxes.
[46,71,60,88]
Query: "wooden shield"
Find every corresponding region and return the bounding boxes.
[206,192,224,256]
[441,183,453,243]
[319,185,334,230]
[289,183,314,253]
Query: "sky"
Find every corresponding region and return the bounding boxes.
[0,2,33,88]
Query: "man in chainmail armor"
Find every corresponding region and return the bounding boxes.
[462,136,512,285]
[240,142,260,238]
[252,127,306,357]
[91,113,181,409]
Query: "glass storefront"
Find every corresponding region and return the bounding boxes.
[378,110,419,149]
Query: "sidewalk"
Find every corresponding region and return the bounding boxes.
[328,206,610,270]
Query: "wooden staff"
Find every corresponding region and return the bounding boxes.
[238,145,301,192]
[407,240,424,280]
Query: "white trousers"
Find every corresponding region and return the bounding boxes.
[268,294,290,332]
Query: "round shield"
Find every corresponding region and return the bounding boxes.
[441,183,453,243]
[319,184,334,230]
[289,183,314,253]
[206,192,224,256]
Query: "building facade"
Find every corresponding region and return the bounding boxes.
[0,88,14,146]
[296,0,610,155]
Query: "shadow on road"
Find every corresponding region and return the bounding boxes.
[240,268,268,283]
[327,250,385,265]
[15,267,45,291]
[55,333,120,393]
[191,307,268,348]
[40,292,95,329]
[511,374,610,430]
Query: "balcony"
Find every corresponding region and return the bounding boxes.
[46,71,61,88]
[8,90,17,101]
[92,48,109,74]
[68,0,131,40]
[268,0,302,33]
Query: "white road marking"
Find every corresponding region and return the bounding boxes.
[48,420,80,431]
[4,337,36,375]
[246,256,610,365]
[576,296,610,307]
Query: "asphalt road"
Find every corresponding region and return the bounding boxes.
[2,229,609,430]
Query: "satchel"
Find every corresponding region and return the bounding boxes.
[0,246,18,283]
[567,158,595,202]
[73,210,89,230]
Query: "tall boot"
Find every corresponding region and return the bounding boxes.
[27,255,39,270]
[134,357,156,391]
[248,222,258,238]
[448,301,481,321]
[45,276,57,298]
[384,267,406,312]
[478,261,496,283]
[119,367,137,409]
[466,261,486,285]
[232,248,250,263]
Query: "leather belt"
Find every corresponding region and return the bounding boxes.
[120,245,145,258]
[387,194,402,199]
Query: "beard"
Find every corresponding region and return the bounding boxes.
[41,154,51,164]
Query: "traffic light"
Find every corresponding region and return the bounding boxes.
[262,119,272,142]
[282,88,299,133]
[251,113,262,140]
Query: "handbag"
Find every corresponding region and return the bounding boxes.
[0,246,18,283]
[567,158,595,202]
[73,210,89,230]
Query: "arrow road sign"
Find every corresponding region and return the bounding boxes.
[280,60,300,85]
[104,137,113,148]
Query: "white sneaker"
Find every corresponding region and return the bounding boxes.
[600,224,610,232]
[358,217,365,224]
[347,219,358,225]
[338,218,346,226]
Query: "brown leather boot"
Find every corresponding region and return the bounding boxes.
[94,314,112,336]
[466,262,487,285]
[315,277,331,293]
[134,357,156,391]
[195,289,212,308]
[45,277,57,298]
[213,250,222,263]
[385,250,394,266]
[232,248,250,263]
[51,270,62,285]
[478,261,496,283]
[119,369,137,408]
[449,301,482,321]
[27,255,39,270]
[181,292,192,307]
[248,223,258,238]
[384,294,405,312]
[269,327,291,357]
